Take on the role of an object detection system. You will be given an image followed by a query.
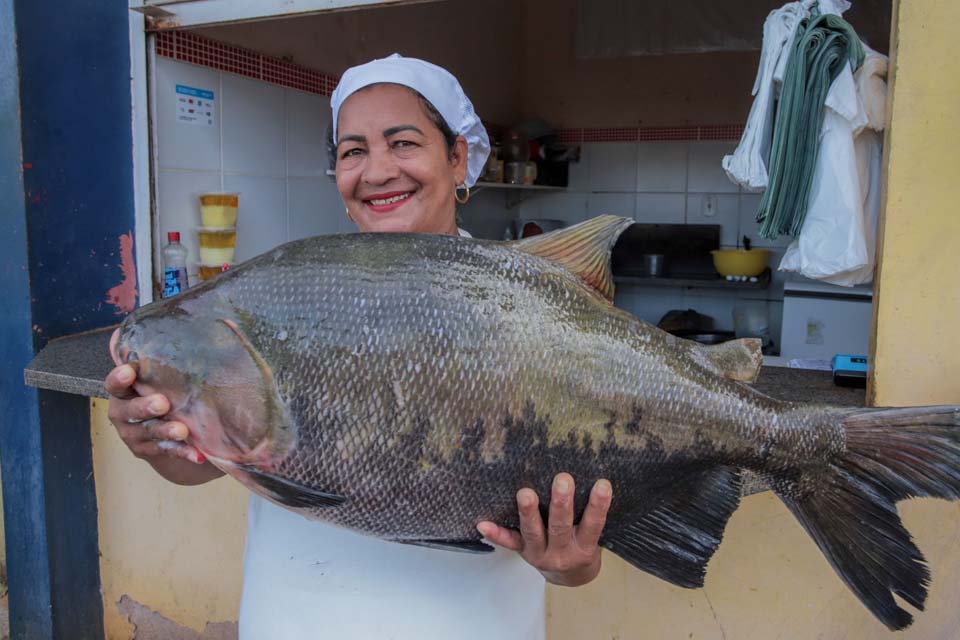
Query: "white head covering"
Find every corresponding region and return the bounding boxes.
[331,54,490,188]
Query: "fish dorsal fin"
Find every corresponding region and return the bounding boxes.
[513,215,633,302]
[694,337,764,383]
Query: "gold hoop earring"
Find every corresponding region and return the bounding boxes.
[455,184,471,205]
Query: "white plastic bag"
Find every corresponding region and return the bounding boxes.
[779,47,887,286]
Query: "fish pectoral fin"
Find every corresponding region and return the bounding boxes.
[695,338,764,383]
[238,464,346,509]
[512,215,633,303]
[602,466,741,589]
[396,538,495,554]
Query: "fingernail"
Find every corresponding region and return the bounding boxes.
[596,479,612,498]
[118,366,134,383]
[171,424,188,440]
[148,398,165,415]
[477,522,494,537]
[194,452,206,464]
[517,490,534,508]
[554,476,570,494]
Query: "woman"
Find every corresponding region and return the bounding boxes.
[105,54,613,639]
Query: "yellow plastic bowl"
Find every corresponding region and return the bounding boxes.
[710,248,770,277]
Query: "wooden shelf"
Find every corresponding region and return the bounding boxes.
[614,268,771,290]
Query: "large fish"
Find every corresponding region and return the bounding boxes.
[113,216,960,630]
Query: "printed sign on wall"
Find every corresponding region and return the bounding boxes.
[176,84,215,127]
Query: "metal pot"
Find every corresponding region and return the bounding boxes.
[643,253,665,277]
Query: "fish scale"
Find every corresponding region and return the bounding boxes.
[115,216,960,630]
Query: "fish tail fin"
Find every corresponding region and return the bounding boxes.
[775,405,960,630]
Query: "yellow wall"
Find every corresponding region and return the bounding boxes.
[90,399,248,638]
[547,496,960,639]
[869,0,960,406]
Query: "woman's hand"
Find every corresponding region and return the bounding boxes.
[105,362,224,486]
[476,473,612,587]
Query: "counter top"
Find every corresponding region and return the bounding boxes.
[24,329,864,496]
[25,326,116,399]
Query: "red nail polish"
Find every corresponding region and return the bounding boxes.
[195,452,206,464]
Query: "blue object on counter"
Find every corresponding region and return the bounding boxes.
[832,354,868,387]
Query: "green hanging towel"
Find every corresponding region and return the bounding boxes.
[756,11,865,239]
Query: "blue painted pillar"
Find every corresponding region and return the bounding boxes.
[0,2,52,636]
[1,0,139,637]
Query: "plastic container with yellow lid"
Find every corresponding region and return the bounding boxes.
[199,193,239,227]
[197,262,232,282]
[197,226,237,264]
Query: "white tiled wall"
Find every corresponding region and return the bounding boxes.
[156,58,351,277]
[532,140,791,349]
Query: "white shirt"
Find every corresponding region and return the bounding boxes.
[239,497,545,639]
[238,227,546,639]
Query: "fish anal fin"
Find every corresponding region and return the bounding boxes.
[397,538,494,554]
[238,463,346,509]
[697,337,764,383]
[602,466,741,588]
[513,215,633,303]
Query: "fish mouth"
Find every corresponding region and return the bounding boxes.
[109,328,124,366]
[110,327,140,368]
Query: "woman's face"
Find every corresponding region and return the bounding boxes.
[335,83,468,235]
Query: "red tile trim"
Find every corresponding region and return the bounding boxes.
[558,124,744,143]
[155,32,745,142]
[155,31,340,97]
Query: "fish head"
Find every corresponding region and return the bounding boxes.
[111,299,291,469]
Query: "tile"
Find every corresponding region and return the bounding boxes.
[457,190,512,240]
[286,89,332,178]
[565,144,591,192]
[636,142,687,192]
[687,141,739,193]
[156,59,221,171]
[587,193,635,219]
[340,215,359,234]
[686,194,740,245]
[222,74,285,177]
[288,177,344,240]
[767,247,789,295]
[523,192,588,226]
[223,175,286,262]
[157,170,222,274]
[635,193,686,224]
[587,142,638,192]
[738,193,793,248]
[736,247,789,301]
[613,286,683,326]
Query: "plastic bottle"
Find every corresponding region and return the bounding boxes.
[162,231,189,297]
